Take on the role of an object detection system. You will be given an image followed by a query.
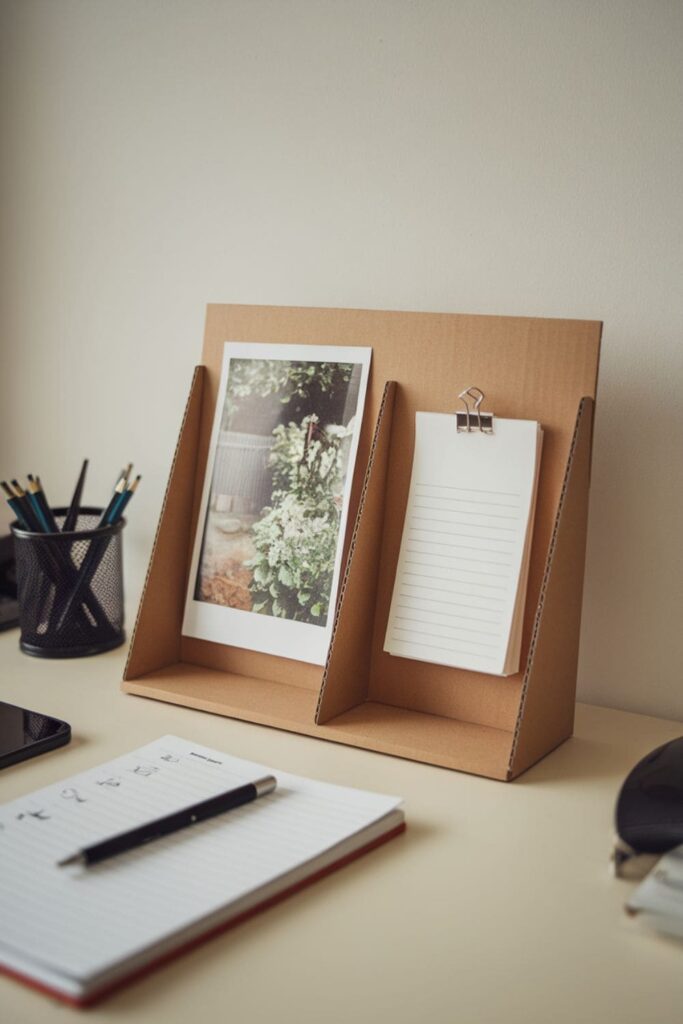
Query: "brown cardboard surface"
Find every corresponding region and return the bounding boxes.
[125,663,319,728]
[508,398,594,778]
[318,703,512,778]
[124,304,601,780]
[124,367,204,681]
[317,381,397,723]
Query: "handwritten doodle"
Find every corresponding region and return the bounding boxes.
[96,777,122,787]
[61,787,87,803]
[130,764,159,777]
[16,809,50,821]
[160,754,180,763]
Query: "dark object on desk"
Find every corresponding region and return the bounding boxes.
[0,535,19,631]
[62,458,89,533]
[58,775,277,867]
[11,507,125,658]
[614,736,683,873]
[0,700,71,769]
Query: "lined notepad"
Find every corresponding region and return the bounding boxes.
[0,737,403,1005]
[384,413,543,676]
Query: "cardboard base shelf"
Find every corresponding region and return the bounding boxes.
[124,666,514,779]
[123,303,601,781]
[125,663,319,730]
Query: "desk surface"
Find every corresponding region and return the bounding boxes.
[2,629,682,1024]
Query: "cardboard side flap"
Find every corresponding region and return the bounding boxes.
[316,382,397,723]
[507,398,594,778]
[124,367,205,681]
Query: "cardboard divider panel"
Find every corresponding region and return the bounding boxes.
[124,367,204,681]
[508,397,594,778]
[317,381,397,722]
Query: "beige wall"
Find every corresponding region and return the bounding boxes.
[1,0,681,719]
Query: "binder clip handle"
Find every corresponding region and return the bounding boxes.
[456,387,494,434]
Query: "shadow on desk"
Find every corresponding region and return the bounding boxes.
[519,706,683,787]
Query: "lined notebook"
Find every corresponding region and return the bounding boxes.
[0,737,404,1006]
[384,412,543,676]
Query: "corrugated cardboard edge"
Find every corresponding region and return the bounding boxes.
[316,381,397,723]
[506,397,594,779]
[123,367,204,682]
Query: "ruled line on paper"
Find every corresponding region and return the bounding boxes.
[410,520,516,545]
[402,573,507,593]
[414,489,521,511]
[398,589,503,609]
[414,482,522,499]
[397,598,505,622]
[412,499,518,518]
[391,628,498,652]
[396,606,501,624]
[411,514,516,534]
[404,560,510,581]
[393,615,501,642]
[389,636,497,662]
[408,530,512,551]
[406,545,512,567]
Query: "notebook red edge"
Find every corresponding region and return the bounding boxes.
[1,820,406,1009]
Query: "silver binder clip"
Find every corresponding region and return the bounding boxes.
[456,387,494,434]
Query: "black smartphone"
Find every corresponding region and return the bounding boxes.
[0,701,71,769]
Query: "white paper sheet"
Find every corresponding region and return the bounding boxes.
[182,342,371,665]
[384,413,542,676]
[627,844,683,938]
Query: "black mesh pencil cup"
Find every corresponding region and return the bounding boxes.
[11,506,125,658]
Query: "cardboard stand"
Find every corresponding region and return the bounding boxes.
[123,304,601,780]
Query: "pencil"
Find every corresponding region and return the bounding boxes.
[9,480,43,532]
[97,475,128,528]
[2,481,33,530]
[107,474,141,525]
[27,475,59,534]
[113,463,133,490]
[62,459,89,532]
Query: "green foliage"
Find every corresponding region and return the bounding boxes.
[223,359,354,430]
[247,414,352,624]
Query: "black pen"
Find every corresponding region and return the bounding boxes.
[57,775,277,867]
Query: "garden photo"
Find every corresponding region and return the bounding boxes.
[193,354,365,628]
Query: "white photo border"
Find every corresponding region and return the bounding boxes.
[181,342,372,665]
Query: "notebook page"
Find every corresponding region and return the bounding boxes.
[384,413,541,676]
[0,736,401,985]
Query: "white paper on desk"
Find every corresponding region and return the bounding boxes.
[626,845,683,938]
[384,413,543,676]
